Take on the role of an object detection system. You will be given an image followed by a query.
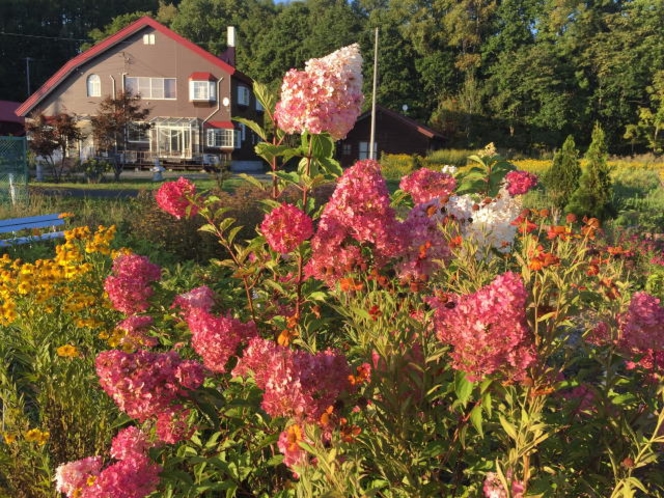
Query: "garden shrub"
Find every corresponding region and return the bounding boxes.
[567,123,616,220]
[379,153,419,180]
[542,134,582,212]
[423,148,475,168]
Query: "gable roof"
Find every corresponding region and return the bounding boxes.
[355,104,444,140]
[16,16,252,117]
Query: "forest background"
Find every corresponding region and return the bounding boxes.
[2,0,664,156]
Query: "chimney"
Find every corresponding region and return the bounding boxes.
[221,26,236,66]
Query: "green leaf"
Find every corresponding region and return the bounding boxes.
[499,415,518,441]
[310,133,335,159]
[233,116,267,142]
[470,403,484,437]
[454,371,474,407]
[255,142,297,164]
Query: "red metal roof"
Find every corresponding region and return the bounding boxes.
[189,72,217,81]
[0,101,24,124]
[205,121,234,129]
[16,17,252,117]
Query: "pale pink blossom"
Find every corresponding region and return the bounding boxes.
[171,285,217,316]
[483,471,524,498]
[399,168,456,204]
[155,177,199,219]
[85,454,161,498]
[54,456,103,497]
[261,203,314,253]
[274,44,363,139]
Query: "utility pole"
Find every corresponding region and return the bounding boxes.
[24,57,33,97]
[369,27,378,160]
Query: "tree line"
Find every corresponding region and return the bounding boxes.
[3,0,664,155]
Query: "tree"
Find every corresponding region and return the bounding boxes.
[566,123,615,221]
[26,113,85,183]
[543,135,582,213]
[90,91,150,181]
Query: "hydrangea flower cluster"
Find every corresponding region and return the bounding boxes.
[430,272,536,382]
[483,471,525,498]
[155,177,199,220]
[504,170,538,196]
[186,308,258,373]
[232,337,352,422]
[399,168,457,204]
[306,159,404,285]
[95,349,205,423]
[115,315,158,350]
[446,189,523,253]
[261,203,314,253]
[274,44,363,139]
[55,427,161,498]
[171,285,216,316]
[104,254,161,314]
[396,198,452,281]
[618,292,664,372]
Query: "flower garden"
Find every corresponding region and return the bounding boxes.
[2,44,664,498]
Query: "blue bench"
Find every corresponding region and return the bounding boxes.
[0,213,67,247]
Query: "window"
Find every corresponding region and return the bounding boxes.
[342,143,352,156]
[359,141,378,160]
[127,122,150,143]
[125,77,176,99]
[86,74,101,97]
[237,86,250,106]
[189,80,216,102]
[255,99,264,112]
[206,129,236,148]
[143,33,155,45]
[235,126,243,149]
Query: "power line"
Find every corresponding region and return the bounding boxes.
[0,31,91,43]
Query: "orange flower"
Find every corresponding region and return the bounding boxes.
[339,277,364,292]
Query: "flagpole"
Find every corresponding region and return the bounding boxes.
[369,27,378,160]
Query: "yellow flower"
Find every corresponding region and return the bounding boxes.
[25,428,49,445]
[57,344,79,358]
[3,432,16,444]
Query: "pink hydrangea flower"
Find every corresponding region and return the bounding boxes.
[171,285,216,316]
[233,337,352,422]
[104,254,161,315]
[96,349,205,421]
[399,168,457,204]
[155,177,199,219]
[155,405,194,444]
[186,308,258,373]
[504,170,538,196]
[110,426,151,462]
[54,456,103,497]
[430,272,536,382]
[396,198,452,281]
[618,292,664,352]
[306,160,405,285]
[261,203,314,253]
[274,44,363,139]
[85,453,161,498]
[483,471,524,498]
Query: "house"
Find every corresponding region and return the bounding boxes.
[15,17,264,171]
[337,105,445,167]
[0,101,25,136]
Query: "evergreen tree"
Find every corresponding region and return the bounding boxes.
[566,123,615,221]
[543,135,581,213]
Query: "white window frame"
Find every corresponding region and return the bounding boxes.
[206,129,236,148]
[237,86,250,106]
[86,74,101,97]
[125,76,176,100]
[358,141,378,160]
[143,33,155,45]
[189,80,216,102]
